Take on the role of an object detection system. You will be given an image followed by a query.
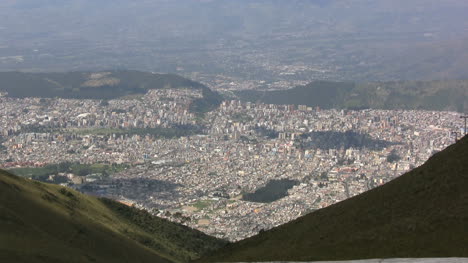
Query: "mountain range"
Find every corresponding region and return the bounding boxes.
[2,71,468,112]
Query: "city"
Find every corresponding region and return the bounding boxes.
[1,1,468,262]
[0,89,462,241]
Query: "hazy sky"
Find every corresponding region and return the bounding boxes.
[1,0,467,80]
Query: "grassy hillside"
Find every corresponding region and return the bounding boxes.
[201,135,468,262]
[0,71,222,112]
[0,170,226,263]
[236,80,468,112]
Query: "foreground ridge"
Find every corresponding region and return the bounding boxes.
[220,259,468,263]
[0,170,226,263]
[201,135,468,262]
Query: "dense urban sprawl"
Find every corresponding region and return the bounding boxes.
[0,90,463,241]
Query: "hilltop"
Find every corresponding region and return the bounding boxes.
[201,135,468,262]
[235,80,468,112]
[0,71,222,112]
[0,170,227,263]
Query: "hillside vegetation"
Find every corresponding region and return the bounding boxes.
[0,170,227,263]
[0,71,222,112]
[201,135,468,262]
[236,80,468,112]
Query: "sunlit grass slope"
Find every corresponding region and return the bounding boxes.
[0,171,226,263]
[202,135,468,262]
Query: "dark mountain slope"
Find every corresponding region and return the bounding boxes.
[235,80,468,112]
[202,135,468,262]
[0,171,226,263]
[236,81,354,109]
[0,71,222,112]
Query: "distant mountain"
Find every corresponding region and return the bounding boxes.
[0,170,227,263]
[201,135,468,262]
[0,71,222,113]
[235,80,468,112]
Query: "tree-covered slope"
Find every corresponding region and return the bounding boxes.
[0,170,226,263]
[236,81,354,109]
[201,135,468,262]
[236,80,468,112]
[0,71,222,112]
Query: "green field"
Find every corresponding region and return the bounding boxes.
[192,200,215,211]
[8,163,129,182]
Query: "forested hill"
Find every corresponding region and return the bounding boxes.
[0,170,227,263]
[201,135,468,262]
[0,71,222,112]
[235,80,468,112]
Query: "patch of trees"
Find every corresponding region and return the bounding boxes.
[242,179,299,203]
[386,149,402,163]
[255,126,279,139]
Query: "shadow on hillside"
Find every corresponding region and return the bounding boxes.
[300,130,398,150]
[78,178,182,201]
